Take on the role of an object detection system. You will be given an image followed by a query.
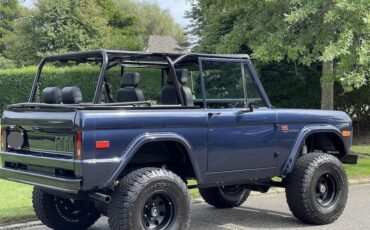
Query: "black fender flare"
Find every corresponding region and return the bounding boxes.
[102,132,202,188]
[280,125,348,176]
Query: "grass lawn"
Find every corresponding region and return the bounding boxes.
[344,158,370,179]
[0,154,370,225]
[351,145,370,156]
[0,180,35,225]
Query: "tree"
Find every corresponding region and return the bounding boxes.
[187,0,370,109]
[3,0,187,65]
[0,0,23,67]
[0,0,22,53]
[114,0,187,46]
[3,0,110,65]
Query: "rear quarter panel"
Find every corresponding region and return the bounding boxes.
[77,109,207,189]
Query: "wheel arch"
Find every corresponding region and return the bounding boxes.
[103,133,202,188]
[281,125,349,176]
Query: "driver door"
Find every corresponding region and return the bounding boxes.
[199,58,278,182]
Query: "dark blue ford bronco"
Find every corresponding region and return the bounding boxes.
[0,50,358,229]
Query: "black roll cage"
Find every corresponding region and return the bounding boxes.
[28,50,272,108]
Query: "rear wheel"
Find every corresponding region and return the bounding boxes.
[107,167,191,230]
[32,187,100,230]
[285,153,348,225]
[199,185,250,208]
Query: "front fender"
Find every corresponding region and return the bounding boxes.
[280,125,348,176]
[101,132,202,188]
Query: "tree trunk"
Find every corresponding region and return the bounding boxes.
[321,60,334,110]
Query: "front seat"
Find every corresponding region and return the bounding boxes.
[117,73,145,102]
[161,69,194,106]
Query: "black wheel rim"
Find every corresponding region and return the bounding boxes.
[55,197,93,220]
[142,192,175,230]
[315,173,338,207]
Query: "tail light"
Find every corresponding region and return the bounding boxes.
[1,128,5,151]
[75,130,82,160]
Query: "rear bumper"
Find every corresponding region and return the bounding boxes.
[0,151,81,193]
[0,151,121,192]
[0,167,81,193]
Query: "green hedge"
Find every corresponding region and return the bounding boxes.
[0,66,37,112]
[0,64,369,132]
[0,66,161,113]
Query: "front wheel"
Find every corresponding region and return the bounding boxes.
[285,153,348,225]
[199,185,250,209]
[107,167,191,230]
[32,187,100,230]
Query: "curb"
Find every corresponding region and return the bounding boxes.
[0,221,41,230]
[2,178,370,229]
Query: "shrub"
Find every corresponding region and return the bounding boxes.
[0,65,161,114]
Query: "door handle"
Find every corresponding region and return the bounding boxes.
[208,112,221,118]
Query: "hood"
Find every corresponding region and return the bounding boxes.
[276,109,351,124]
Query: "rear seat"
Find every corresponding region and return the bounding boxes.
[42,87,62,104]
[61,86,83,104]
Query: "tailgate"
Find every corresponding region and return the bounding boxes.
[2,110,77,159]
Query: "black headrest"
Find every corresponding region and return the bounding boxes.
[42,87,62,104]
[121,73,140,87]
[167,69,189,84]
[62,86,83,104]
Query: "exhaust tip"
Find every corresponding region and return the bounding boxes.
[89,192,111,204]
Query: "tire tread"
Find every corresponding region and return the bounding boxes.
[108,167,191,230]
[285,153,348,225]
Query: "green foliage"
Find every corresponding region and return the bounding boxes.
[188,0,370,92]
[259,62,322,109]
[110,0,187,47]
[3,0,109,65]
[0,0,22,53]
[1,0,187,65]
[335,82,370,127]
[0,55,15,68]
[0,66,37,110]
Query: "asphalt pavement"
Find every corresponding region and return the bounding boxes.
[5,184,370,230]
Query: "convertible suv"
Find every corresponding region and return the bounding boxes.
[0,50,357,230]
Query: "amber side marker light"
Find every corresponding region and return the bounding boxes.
[342,131,351,137]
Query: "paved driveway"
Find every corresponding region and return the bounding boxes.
[11,184,370,229]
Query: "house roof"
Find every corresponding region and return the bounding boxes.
[147,35,184,53]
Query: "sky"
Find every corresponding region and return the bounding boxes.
[21,0,191,27]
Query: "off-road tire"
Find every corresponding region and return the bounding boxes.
[32,187,100,230]
[285,153,348,225]
[107,167,191,230]
[199,185,250,208]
